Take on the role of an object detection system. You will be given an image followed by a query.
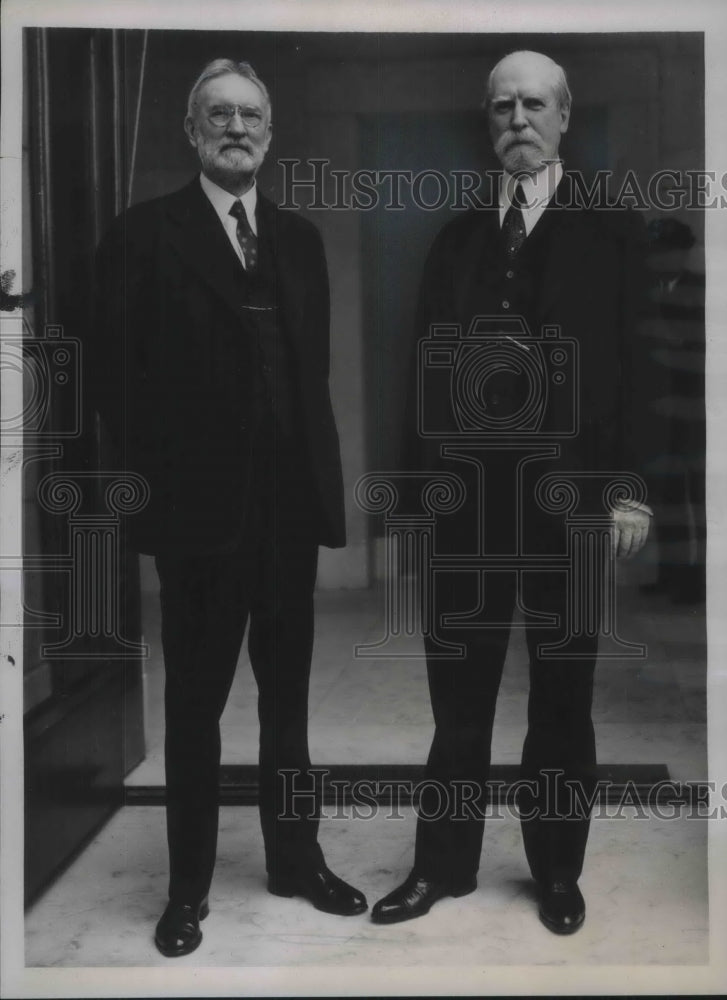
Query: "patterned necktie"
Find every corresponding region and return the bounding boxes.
[229,200,258,272]
[501,182,527,260]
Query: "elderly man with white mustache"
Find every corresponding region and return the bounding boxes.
[372,50,651,935]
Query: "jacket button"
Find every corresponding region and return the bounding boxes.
[506,270,515,279]
[502,300,510,309]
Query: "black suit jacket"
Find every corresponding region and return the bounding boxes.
[404,173,651,512]
[91,177,346,554]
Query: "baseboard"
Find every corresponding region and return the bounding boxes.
[123,762,697,807]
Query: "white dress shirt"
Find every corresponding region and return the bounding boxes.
[498,160,563,235]
[199,173,258,269]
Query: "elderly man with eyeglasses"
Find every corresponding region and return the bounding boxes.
[91,59,365,958]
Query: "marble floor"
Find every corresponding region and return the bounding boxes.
[24,802,708,968]
[22,566,718,991]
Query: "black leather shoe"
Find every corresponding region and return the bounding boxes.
[371,871,477,924]
[154,897,209,957]
[538,881,585,935]
[268,865,367,916]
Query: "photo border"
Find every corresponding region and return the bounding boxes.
[2,1,726,996]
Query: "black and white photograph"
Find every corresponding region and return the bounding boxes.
[1,1,726,996]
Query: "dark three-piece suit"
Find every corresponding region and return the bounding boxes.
[92,177,345,905]
[403,173,650,887]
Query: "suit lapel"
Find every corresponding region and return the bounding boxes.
[456,175,573,323]
[458,208,502,321]
[163,177,252,327]
[529,173,592,319]
[255,192,310,355]
[165,181,312,359]
[451,174,598,329]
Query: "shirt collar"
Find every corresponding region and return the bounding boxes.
[199,172,258,234]
[499,160,563,212]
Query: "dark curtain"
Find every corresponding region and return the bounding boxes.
[23,27,147,904]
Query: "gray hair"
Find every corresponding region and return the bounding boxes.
[482,51,572,112]
[186,59,271,119]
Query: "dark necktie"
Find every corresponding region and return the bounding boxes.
[229,200,258,272]
[501,182,527,260]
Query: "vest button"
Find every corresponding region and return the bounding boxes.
[502,300,510,309]
[506,270,515,279]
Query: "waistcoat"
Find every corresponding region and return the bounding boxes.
[234,222,300,438]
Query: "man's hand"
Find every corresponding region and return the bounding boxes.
[611,506,651,558]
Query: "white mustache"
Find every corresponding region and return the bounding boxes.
[498,133,542,151]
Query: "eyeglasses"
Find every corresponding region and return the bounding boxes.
[206,105,267,130]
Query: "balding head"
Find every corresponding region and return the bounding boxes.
[485,51,571,112]
[485,50,571,175]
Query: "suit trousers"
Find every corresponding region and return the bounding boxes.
[156,417,324,905]
[414,497,599,887]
